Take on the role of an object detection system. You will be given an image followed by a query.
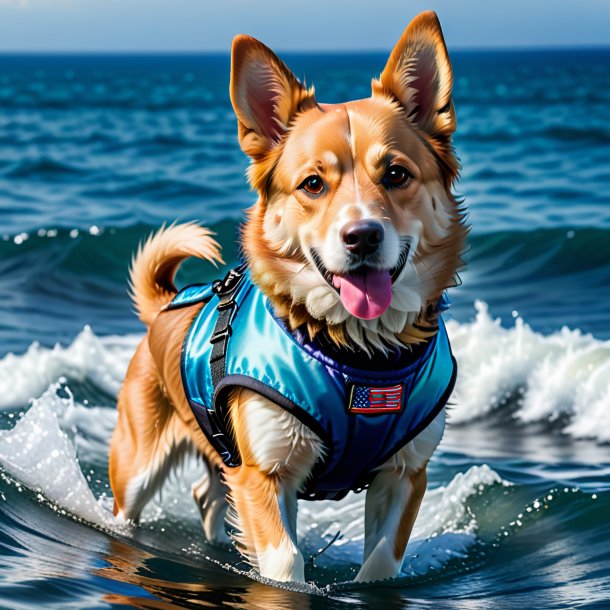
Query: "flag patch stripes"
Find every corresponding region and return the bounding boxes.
[348,382,404,414]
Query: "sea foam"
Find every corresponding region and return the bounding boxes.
[0,326,139,410]
[297,463,510,575]
[0,379,510,579]
[448,301,610,441]
[0,384,117,528]
[1,302,608,440]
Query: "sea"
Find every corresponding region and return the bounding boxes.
[0,50,609,609]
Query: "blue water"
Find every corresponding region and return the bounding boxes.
[0,50,609,609]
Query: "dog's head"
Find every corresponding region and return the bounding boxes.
[231,11,467,352]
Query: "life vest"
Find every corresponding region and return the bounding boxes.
[168,265,457,501]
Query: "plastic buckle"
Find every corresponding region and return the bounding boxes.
[225,268,242,286]
[213,267,244,295]
[209,326,232,345]
[216,295,234,310]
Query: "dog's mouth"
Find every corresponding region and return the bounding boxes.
[310,243,411,320]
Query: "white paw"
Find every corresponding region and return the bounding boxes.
[257,539,305,583]
[355,537,401,583]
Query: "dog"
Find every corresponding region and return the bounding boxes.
[109,10,467,583]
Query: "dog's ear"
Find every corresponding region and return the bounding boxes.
[372,11,455,141]
[230,35,316,159]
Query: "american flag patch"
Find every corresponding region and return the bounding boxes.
[347,382,404,414]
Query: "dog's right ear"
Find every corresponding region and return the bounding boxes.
[230,35,316,160]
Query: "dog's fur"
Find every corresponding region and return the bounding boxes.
[110,11,467,583]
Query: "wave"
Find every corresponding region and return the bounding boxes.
[0,221,240,278]
[448,302,610,441]
[2,223,609,350]
[2,376,601,592]
[0,156,87,179]
[458,124,610,146]
[81,177,223,201]
[0,384,117,528]
[465,227,610,277]
[2,223,610,282]
[0,375,512,581]
[0,327,137,411]
[295,463,509,576]
[1,299,609,445]
[0,324,606,591]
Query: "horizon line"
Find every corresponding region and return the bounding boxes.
[0,44,609,55]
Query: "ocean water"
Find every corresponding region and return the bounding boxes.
[0,50,609,609]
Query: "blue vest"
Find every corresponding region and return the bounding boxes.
[168,267,457,501]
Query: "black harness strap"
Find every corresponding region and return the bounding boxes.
[205,263,247,467]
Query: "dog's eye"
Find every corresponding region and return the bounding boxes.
[298,175,324,196]
[383,165,412,188]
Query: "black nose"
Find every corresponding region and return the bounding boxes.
[340,220,384,257]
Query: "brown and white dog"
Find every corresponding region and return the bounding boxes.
[109,11,467,583]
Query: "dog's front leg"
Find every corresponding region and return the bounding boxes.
[355,464,427,582]
[224,463,304,582]
[225,388,323,583]
[356,410,445,582]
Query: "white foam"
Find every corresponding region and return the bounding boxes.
[1,303,609,442]
[0,326,140,410]
[447,301,610,442]
[0,377,515,581]
[0,303,607,573]
[1,303,609,443]
[0,384,117,528]
[297,464,509,575]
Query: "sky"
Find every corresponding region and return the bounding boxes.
[0,0,609,52]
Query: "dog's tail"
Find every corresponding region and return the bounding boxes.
[129,222,223,326]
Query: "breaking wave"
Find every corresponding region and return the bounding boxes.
[448,302,610,442]
[2,303,608,442]
[0,374,513,582]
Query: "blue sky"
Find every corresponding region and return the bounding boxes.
[0,0,609,52]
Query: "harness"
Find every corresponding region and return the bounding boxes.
[168,265,457,501]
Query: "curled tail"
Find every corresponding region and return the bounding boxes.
[129,223,224,326]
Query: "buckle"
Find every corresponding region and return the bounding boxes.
[216,296,234,310]
[210,326,232,345]
[213,266,244,295]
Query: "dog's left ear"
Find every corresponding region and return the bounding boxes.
[230,35,317,159]
[372,11,455,141]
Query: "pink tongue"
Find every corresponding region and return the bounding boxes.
[333,269,392,320]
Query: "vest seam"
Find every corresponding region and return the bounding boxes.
[213,373,334,457]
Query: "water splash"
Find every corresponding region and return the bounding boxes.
[448,301,610,441]
[0,384,116,528]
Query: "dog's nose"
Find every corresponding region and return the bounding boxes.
[340,220,384,257]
